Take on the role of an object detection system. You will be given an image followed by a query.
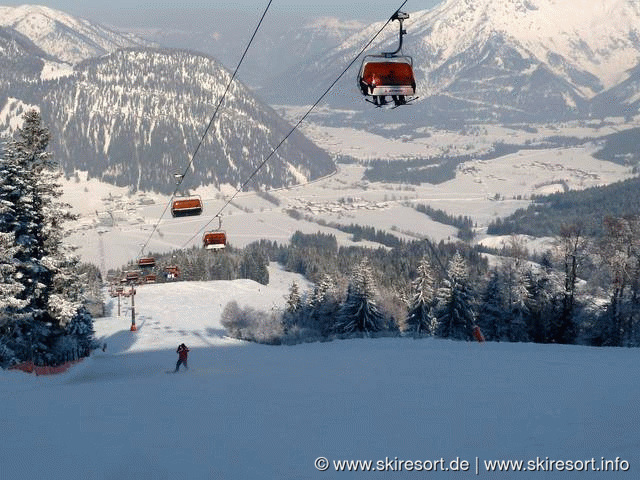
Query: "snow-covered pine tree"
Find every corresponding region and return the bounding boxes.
[0,230,29,365]
[285,281,302,313]
[0,231,25,312]
[282,281,303,335]
[433,251,476,341]
[525,268,561,343]
[0,110,92,367]
[0,134,33,308]
[309,274,335,309]
[405,256,437,336]
[308,274,340,337]
[0,118,43,365]
[504,259,531,343]
[61,307,95,361]
[334,258,389,335]
[476,268,506,341]
[240,244,269,285]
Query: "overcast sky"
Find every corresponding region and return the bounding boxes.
[2,1,442,26]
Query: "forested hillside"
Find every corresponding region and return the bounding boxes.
[488,176,640,237]
[31,48,335,193]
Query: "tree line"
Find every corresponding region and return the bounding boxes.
[487,176,640,237]
[115,210,639,348]
[220,219,640,349]
[411,203,475,241]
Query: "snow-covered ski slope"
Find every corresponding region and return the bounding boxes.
[1,266,638,479]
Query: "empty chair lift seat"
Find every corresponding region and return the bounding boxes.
[203,231,226,250]
[171,197,203,217]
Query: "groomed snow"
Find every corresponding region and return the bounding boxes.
[0,265,638,479]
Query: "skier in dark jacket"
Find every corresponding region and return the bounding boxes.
[175,343,189,372]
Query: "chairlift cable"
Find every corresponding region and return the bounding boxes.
[180,0,409,249]
[137,0,274,258]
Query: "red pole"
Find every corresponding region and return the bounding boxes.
[473,325,485,343]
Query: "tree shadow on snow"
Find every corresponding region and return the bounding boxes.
[205,327,226,338]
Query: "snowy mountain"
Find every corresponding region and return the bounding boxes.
[274,0,640,122]
[0,5,335,194]
[412,0,640,97]
[591,63,640,118]
[0,25,52,90]
[0,5,152,65]
[32,48,334,193]
[284,17,368,67]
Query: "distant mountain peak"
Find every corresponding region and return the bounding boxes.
[417,0,640,92]
[0,4,153,64]
[276,0,640,122]
[30,47,335,193]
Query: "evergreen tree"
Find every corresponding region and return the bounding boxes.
[0,111,92,367]
[308,274,341,337]
[476,269,506,341]
[506,263,531,342]
[0,231,28,365]
[240,244,269,285]
[309,274,335,308]
[0,231,27,319]
[0,113,47,365]
[0,133,34,315]
[405,256,437,336]
[334,258,388,334]
[285,282,302,313]
[524,269,550,343]
[433,252,476,340]
[62,307,95,360]
[282,281,303,335]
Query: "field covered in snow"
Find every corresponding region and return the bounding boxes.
[1,265,638,479]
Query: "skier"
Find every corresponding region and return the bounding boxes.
[175,343,189,372]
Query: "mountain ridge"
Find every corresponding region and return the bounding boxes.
[34,47,335,194]
[0,5,153,64]
[267,0,640,122]
[0,6,336,194]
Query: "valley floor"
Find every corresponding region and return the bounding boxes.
[61,116,638,271]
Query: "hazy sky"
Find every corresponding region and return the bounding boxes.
[2,1,442,26]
